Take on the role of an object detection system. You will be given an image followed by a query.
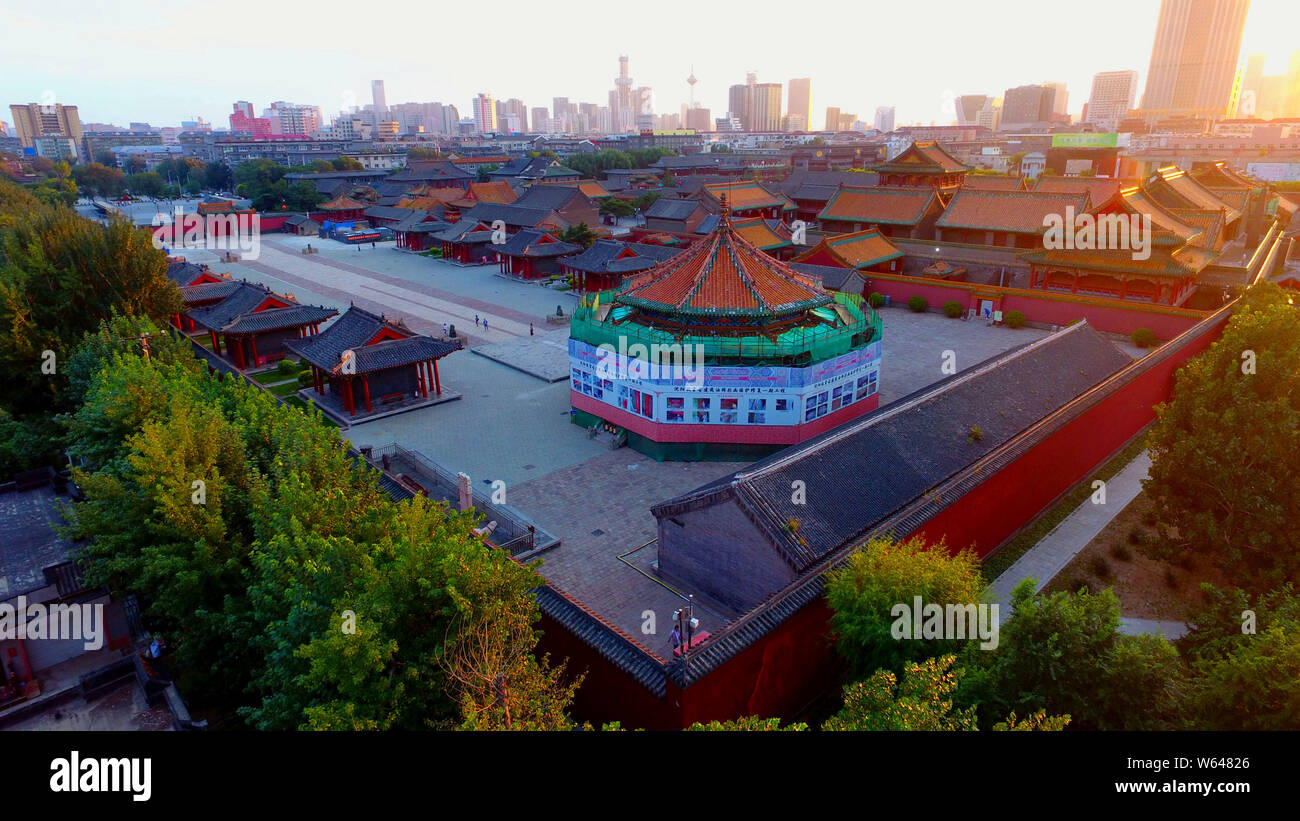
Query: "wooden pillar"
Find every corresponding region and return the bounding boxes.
[1071,273,1079,294]
[432,358,441,396]
[1119,277,1129,300]
[362,375,372,413]
[345,379,355,416]
[415,362,426,397]
[210,330,219,352]
[250,335,260,367]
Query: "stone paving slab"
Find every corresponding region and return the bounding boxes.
[989,452,1153,608]
[1118,617,1190,639]
[470,329,572,382]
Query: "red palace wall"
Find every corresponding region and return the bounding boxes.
[861,273,1206,339]
[549,307,1232,729]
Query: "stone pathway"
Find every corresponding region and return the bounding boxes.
[987,451,1186,638]
[471,329,572,382]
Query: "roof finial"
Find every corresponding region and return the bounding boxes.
[720,192,730,225]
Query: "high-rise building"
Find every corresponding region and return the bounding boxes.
[873,106,895,133]
[728,84,750,129]
[787,78,811,131]
[1000,85,1057,129]
[371,80,387,119]
[955,95,989,126]
[9,102,83,149]
[751,83,782,131]
[531,107,550,134]
[473,93,497,133]
[496,98,528,134]
[263,102,321,136]
[634,87,654,131]
[1084,71,1139,129]
[824,107,841,131]
[685,106,712,132]
[612,55,636,132]
[230,101,272,137]
[1138,0,1250,121]
[1043,82,1070,119]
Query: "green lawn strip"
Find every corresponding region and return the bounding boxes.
[980,433,1150,582]
[267,381,304,397]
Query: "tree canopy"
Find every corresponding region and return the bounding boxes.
[1144,283,1300,591]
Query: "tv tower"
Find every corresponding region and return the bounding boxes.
[687,65,698,107]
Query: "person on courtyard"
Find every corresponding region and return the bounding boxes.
[670,626,682,652]
[475,314,480,327]
[483,318,488,332]
[530,323,534,336]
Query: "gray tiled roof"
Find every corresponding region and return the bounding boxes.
[179,279,242,303]
[653,323,1131,572]
[286,305,460,372]
[789,263,863,291]
[166,260,211,287]
[644,197,704,220]
[186,281,336,334]
[560,239,679,273]
[494,228,582,257]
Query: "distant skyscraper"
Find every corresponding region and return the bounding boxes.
[751,83,782,131]
[612,55,635,131]
[1085,71,1139,129]
[955,95,988,126]
[1000,85,1057,129]
[1043,82,1069,119]
[473,93,497,133]
[729,84,751,129]
[9,102,82,149]
[824,107,840,131]
[371,80,387,118]
[1139,0,1250,120]
[787,78,811,131]
[686,106,712,132]
[531,107,550,134]
[873,106,895,133]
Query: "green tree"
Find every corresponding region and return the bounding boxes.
[332,156,364,171]
[559,222,597,249]
[126,172,166,198]
[956,580,1182,729]
[1144,283,1300,590]
[1178,585,1300,729]
[826,535,986,678]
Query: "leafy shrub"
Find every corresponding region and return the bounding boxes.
[1004,310,1026,329]
[297,370,314,387]
[907,295,928,313]
[868,292,885,309]
[943,300,963,318]
[277,358,301,375]
[1132,327,1156,348]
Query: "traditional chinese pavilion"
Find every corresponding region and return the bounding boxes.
[872,140,970,191]
[494,229,582,279]
[568,204,883,461]
[791,228,904,273]
[286,306,462,419]
[185,281,337,370]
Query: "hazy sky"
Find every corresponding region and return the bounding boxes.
[2,0,1296,129]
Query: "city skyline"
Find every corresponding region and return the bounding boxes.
[4,0,1296,131]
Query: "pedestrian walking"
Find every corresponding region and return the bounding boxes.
[475,314,480,327]
[530,323,534,336]
[442,322,448,337]
[483,317,489,332]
